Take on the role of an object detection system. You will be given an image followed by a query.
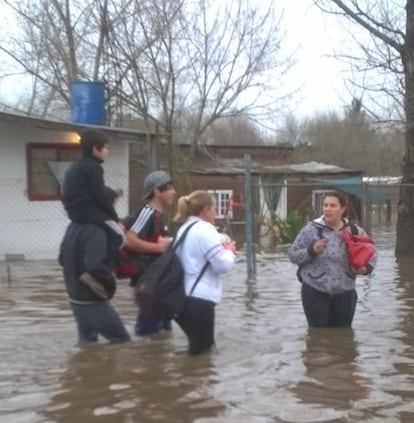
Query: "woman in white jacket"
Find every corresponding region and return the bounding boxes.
[173,190,236,355]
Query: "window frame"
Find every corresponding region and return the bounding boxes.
[208,189,233,219]
[26,143,80,201]
[311,189,332,216]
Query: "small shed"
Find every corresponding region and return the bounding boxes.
[188,158,364,245]
[0,112,152,259]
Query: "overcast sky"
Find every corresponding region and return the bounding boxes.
[0,0,354,121]
[281,0,353,118]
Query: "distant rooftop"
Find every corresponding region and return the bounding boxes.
[363,176,402,184]
[191,158,360,175]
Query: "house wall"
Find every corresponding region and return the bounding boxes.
[0,122,130,259]
[287,180,319,219]
[187,173,263,248]
[188,174,246,220]
[286,176,362,222]
[128,141,294,212]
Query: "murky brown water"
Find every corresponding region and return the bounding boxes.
[1,225,414,423]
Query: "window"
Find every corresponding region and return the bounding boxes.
[312,190,331,216]
[27,143,80,201]
[208,190,233,219]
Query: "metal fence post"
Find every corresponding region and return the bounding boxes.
[244,154,256,281]
[362,181,372,234]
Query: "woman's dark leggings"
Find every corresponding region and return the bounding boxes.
[175,297,215,355]
[301,283,357,328]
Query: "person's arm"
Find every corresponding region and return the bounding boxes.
[197,225,236,275]
[125,230,171,254]
[89,165,119,221]
[288,224,321,266]
[207,246,236,274]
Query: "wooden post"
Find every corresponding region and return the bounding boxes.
[7,265,11,286]
[386,199,392,224]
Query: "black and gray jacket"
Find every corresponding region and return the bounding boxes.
[59,223,117,302]
[288,217,377,295]
[62,155,118,224]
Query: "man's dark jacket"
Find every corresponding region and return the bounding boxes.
[62,155,118,223]
[59,223,116,301]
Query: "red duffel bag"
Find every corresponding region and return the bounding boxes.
[343,229,375,269]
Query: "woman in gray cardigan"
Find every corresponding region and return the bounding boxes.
[288,191,376,328]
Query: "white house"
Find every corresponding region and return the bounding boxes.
[0,112,150,260]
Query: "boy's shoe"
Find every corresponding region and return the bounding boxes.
[79,272,108,300]
[135,314,162,336]
[161,320,172,331]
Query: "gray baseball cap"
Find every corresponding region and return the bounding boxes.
[143,170,173,200]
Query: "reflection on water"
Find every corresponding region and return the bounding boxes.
[43,344,224,423]
[2,224,414,422]
[293,329,369,414]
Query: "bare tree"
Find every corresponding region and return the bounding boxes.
[1,0,291,146]
[175,0,290,150]
[201,115,264,146]
[276,113,309,146]
[104,0,292,170]
[103,0,184,170]
[313,0,414,255]
[298,107,403,174]
[0,0,111,118]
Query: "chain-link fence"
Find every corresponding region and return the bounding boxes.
[0,172,129,283]
[252,178,400,247]
[0,177,403,282]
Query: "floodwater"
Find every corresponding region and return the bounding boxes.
[1,225,414,423]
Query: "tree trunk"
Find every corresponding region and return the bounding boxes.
[396,0,414,255]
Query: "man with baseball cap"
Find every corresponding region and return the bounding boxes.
[142,170,173,200]
[122,170,176,336]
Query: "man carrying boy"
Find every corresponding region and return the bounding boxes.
[60,186,130,344]
[122,170,176,336]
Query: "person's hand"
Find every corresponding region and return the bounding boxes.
[351,266,367,275]
[313,238,328,254]
[223,240,237,254]
[157,236,173,252]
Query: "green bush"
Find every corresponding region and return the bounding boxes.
[272,210,305,244]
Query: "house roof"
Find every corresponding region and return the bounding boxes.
[190,158,361,176]
[0,111,154,140]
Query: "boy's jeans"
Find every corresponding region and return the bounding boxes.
[135,312,172,336]
[70,301,130,343]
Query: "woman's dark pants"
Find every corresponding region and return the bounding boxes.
[301,283,357,328]
[175,297,215,355]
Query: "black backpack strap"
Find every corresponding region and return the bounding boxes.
[350,222,358,235]
[172,221,198,251]
[189,261,210,297]
[317,221,358,236]
[172,220,210,297]
[345,221,359,235]
[312,223,324,239]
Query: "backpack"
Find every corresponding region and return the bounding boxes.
[113,208,164,279]
[134,222,208,320]
[114,250,152,279]
[296,222,358,283]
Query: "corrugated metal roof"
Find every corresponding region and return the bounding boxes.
[190,158,360,175]
[0,111,155,139]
